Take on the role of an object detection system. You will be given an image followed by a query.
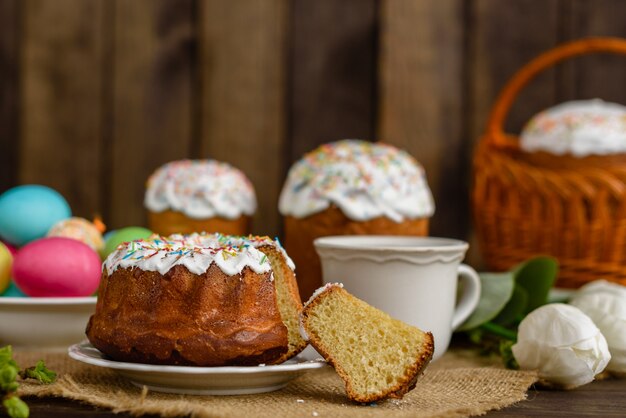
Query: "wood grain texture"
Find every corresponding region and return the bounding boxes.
[108,0,194,229]
[20,0,105,218]
[198,0,288,237]
[563,0,626,103]
[465,0,562,266]
[288,0,377,162]
[0,0,19,191]
[379,0,466,239]
[469,0,562,139]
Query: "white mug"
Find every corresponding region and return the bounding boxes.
[314,235,481,361]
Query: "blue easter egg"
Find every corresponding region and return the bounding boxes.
[0,185,72,246]
[103,229,116,242]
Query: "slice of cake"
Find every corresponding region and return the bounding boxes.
[300,283,434,403]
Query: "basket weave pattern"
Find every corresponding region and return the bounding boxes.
[473,38,626,288]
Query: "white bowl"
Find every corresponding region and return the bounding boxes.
[0,297,96,350]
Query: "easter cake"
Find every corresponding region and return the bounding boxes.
[300,283,434,403]
[86,233,306,366]
[518,99,626,168]
[279,140,435,299]
[144,160,256,236]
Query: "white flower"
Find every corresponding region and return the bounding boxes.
[577,279,626,299]
[570,285,626,375]
[512,303,610,389]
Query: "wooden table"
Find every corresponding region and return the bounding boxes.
[6,377,625,417]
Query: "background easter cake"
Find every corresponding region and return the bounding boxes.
[145,160,256,236]
[280,140,434,298]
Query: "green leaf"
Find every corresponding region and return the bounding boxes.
[493,284,528,326]
[0,346,19,371]
[499,340,519,370]
[479,321,518,341]
[20,360,57,384]
[3,396,29,418]
[0,366,18,392]
[457,272,515,331]
[0,346,12,364]
[513,256,558,314]
[468,328,484,345]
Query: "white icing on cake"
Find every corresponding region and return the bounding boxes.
[279,140,435,223]
[104,233,292,277]
[299,283,344,342]
[144,159,257,220]
[520,99,626,157]
[213,233,296,271]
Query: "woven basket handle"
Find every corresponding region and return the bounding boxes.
[486,37,626,149]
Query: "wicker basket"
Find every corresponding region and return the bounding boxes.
[473,37,626,289]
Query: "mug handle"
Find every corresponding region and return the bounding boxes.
[451,264,482,330]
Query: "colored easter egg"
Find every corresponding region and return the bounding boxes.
[0,242,12,294]
[47,217,105,252]
[103,229,116,242]
[13,237,101,297]
[1,281,26,297]
[0,241,17,256]
[101,227,152,258]
[0,185,71,246]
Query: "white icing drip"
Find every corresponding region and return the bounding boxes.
[216,234,296,271]
[299,283,344,342]
[104,233,292,277]
[303,282,344,308]
[144,159,257,220]
[279,140,435,222]
[299,316,310,342]
[520,99,626,157]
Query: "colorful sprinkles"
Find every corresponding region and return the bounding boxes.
[144,159,257,220]
[104,232,294,277]
[279,139,434,222]
[521,99,626,157]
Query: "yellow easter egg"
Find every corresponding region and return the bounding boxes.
[0,242,12,294]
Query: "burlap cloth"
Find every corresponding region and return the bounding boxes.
[13,349,537,418]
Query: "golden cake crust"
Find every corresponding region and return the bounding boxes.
[148,210,251,236]
[86,264,288,366]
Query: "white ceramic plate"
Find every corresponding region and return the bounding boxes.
[68,341,328,395]
[0,297,96,350]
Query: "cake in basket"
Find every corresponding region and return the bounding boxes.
[280,140,435,299]
[519,99,626,167]
[86,233,306,366]
[144,160,256,236]
[300,283,434,403]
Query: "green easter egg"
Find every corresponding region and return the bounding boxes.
[101,227,153,258]
[1,281,26,297]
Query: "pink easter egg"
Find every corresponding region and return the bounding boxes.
[13,237,102,297]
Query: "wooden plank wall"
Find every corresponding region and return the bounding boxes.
[0,0,19,192]
[2,0,626,266]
